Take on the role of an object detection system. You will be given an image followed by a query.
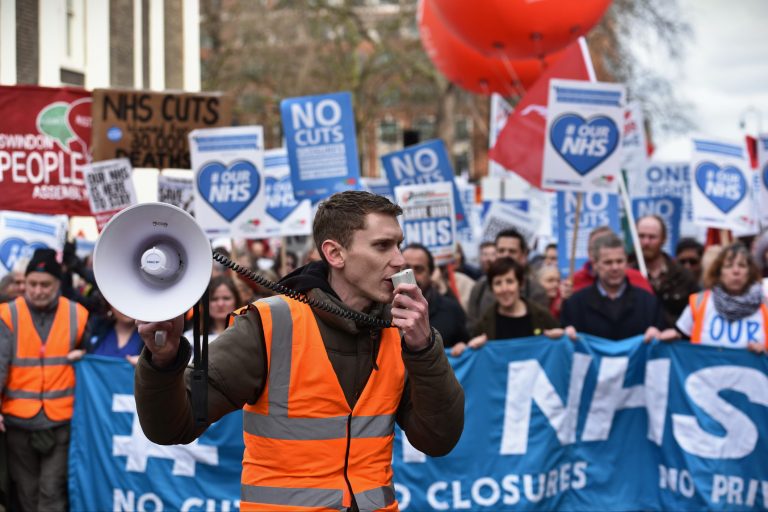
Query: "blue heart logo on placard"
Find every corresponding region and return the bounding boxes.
[694,162,746,214]
[550,114,619,176]
[0,238,48,271]
[265,175,300,222]
[197,160,260,222]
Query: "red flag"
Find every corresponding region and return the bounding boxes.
[488,38,595,188]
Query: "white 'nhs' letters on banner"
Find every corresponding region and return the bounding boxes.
[542,79,625,192]
[690,137,755,231]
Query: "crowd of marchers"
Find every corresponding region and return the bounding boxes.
[0,208,767,510]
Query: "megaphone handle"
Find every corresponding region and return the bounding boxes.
[155,330,167,347]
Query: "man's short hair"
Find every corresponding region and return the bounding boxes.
[479,241,495,250]
[590,233,625,261]
[637,214,668,242]
[675,237,704,257]
[313,191,402,262]
[495,228,528,254]
[403,243,435,274]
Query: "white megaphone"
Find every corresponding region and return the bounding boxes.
[93,202,213,346]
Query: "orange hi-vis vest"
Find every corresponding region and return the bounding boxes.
[240,295,405,511]
[0,296,88,421]
[689,290,768,347]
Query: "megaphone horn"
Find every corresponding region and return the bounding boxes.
[93,203,213,342]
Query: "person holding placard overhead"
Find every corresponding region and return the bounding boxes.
[672,243,768,353]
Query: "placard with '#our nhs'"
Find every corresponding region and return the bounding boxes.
[280,92,361,203]
[259,148,312,237]
[0,210,68,278]
[542,79,626,193]
[758,135,768,227]
[189,126,266,238]
[690,137,755,231]
[381,139,467,230]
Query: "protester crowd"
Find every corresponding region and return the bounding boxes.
[1,211,767,511]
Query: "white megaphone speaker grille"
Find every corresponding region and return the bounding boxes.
[93,202,212,322]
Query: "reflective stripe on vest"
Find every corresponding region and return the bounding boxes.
[241,295,403,511]
[1,297,87,421]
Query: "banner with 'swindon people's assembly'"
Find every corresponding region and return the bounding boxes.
[69,339,768,511]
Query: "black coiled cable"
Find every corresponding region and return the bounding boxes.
[212,251,392,329]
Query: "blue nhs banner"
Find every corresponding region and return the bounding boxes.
[556,191,619,277]
[280,92,362,203]
[69,356,243,511]
[393,337,768,511]
[381,139,468,230]
[632,196,682,257]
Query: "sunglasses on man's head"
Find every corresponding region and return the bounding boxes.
[677,258,700,265]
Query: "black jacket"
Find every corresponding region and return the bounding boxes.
[425,286,469,348]
[560,279,667,340]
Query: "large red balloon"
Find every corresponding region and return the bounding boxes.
[431,0,612,59]
[419,0,563,96]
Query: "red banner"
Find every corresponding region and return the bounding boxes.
[0,85,92,216]
[488,39,593,188]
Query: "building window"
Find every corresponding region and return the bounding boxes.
[63,0,85,71]
[379,119,399,144]
[415,116,435,141]
[455,118,471,141]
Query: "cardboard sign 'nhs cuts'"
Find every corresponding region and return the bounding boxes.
[690,138,756,232]
[542,79,625,193]
[189,126,265,238]
[280,92,361,203]
[381,140,468,230]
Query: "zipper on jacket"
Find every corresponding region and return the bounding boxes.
[344,413,358,512]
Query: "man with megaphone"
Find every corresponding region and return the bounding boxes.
[133,190,464,512]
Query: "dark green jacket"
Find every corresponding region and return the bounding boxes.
[471,299,560,340]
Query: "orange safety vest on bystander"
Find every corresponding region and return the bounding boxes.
[0,296,88,422]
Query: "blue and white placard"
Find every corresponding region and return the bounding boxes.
[189,126,266,238]
[395,182,456,266]
[690,137,755,231]
[157,173,194,216]
[280,92,361,203]
[542,79,626,192]
[556,191,620,277]
[381,139,468,230]
[622,102,648,175]
[628,162,701,238]
[0,210,68,278]
[259,148,312,237]
[361,176,395,203]
[758,135,768,227]
[481,201,537,247]
[632,196,682,257]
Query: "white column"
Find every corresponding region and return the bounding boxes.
[38,0,63,86]
[0,0,16,84]
[133,0,143,88]
[149,0,165,90]
[182,0,200,91]
[85,0,109,88]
